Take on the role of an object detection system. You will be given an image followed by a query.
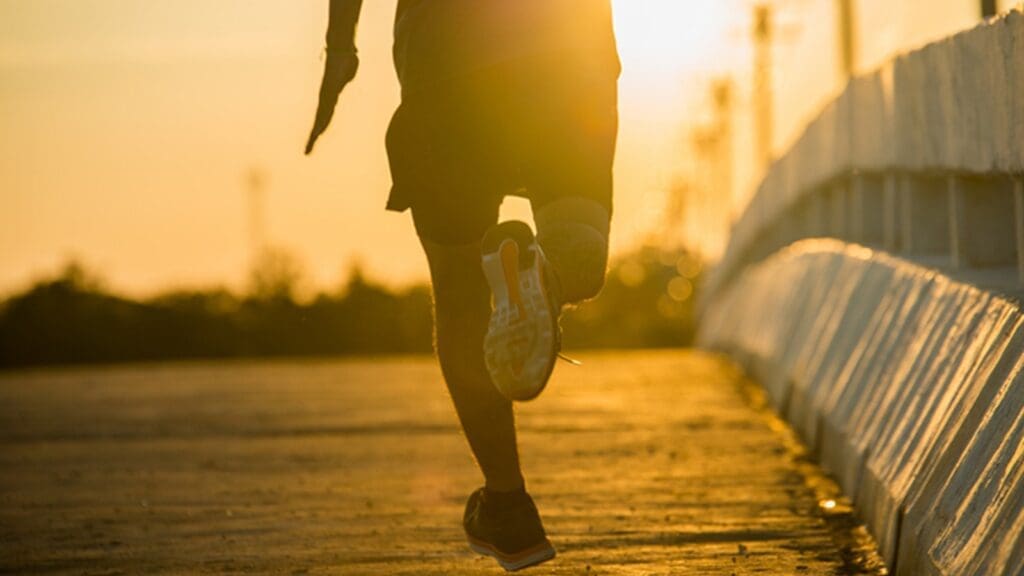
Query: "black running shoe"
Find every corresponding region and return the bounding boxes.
[463,487,556,572]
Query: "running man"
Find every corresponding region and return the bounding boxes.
[306,1,619,570]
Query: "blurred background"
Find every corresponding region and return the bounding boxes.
[0,0,1012,366]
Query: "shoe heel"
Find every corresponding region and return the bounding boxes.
[481,220,536,269]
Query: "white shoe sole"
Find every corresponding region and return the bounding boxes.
[481,231,559,401]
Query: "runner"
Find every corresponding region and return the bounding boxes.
[306,1,620,570]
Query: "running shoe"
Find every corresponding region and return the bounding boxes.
[463,487,556,572]
[481,221,561,401]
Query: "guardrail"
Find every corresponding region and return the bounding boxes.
[706,7,1024,300]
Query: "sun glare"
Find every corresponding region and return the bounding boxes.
[613,0,740,78]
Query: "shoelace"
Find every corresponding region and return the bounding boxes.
[557,352,582,366]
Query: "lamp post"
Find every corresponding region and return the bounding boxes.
[753,4,773,171]
[836,0,856,79]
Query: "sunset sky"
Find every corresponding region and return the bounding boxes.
[0,0,1005,296]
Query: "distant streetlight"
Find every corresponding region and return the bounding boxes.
[836,0,856,79]
[753,4,774,171]
[741,1,802,173]
[246,168,269,262]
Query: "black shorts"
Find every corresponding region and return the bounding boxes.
[385,53,619,245]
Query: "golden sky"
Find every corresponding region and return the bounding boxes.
[0,0,1002,295]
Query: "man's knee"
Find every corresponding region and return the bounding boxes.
[540,223,608,303]
[535,198,611,304]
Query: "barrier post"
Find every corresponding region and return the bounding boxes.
[1015,178,1024,285]
[883,173,900,251]
[948,176,966,269]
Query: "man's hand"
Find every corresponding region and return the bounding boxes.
[305,50,359,155]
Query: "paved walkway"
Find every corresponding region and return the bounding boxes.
[0,351,884,574]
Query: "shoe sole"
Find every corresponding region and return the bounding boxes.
[467,535,557,572]
[481,221,559,402]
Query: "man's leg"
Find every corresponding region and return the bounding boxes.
[421,236,556,571]
[420,237,525,492]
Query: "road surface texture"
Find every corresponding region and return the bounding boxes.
[0,350,885,574]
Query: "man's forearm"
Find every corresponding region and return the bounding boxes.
[326,0,363,51]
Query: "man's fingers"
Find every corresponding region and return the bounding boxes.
[304,53,357,155]
[305,117,324,155]
[305,114,331,155]
[305,131,319,155]
[305,93,339,155]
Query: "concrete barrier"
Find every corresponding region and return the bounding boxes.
[705,8,1024,303]
[699,239,1023,575]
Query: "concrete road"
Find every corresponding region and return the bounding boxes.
[0,350,885,574]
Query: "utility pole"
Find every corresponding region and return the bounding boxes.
[836,0,856,79]
[712,80,735,235]
[677,79,735,255]
[981,0,997,18]
[711,80,735,254]
[246,168,268,264]
[753,4,774,172]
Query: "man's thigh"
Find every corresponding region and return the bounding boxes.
[506,56,619,215]
[387,93,507,247]
[410,190,502,248]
